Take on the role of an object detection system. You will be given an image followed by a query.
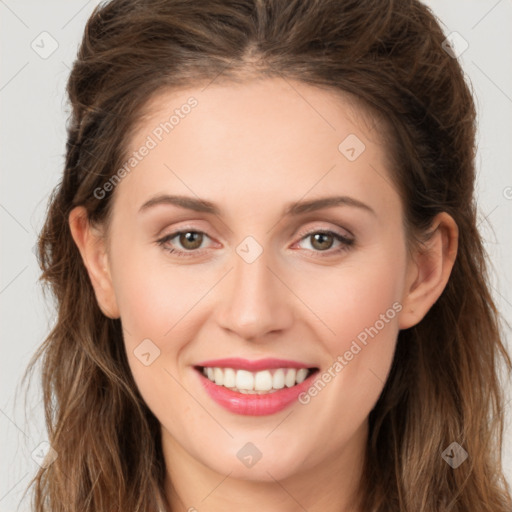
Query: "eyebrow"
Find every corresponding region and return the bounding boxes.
[138,194,376,217]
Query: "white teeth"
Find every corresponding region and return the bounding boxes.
[201,366,313,393]
[223,368,236,388]
[273,369,285,389]
[235,370,254,390]
[214,367,224,386]
[254,370,273,391]
[296,368,309,384]
[285,369,296,388]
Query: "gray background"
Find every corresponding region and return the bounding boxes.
[1,0,511,510]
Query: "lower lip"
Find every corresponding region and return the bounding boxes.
[195,367,319,416]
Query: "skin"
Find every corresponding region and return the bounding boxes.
[69,78,458,512]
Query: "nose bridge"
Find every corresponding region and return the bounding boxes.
[216,241,293,340]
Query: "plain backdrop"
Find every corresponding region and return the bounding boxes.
[1,1,511,510]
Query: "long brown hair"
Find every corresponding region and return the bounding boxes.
[23,0,512,510]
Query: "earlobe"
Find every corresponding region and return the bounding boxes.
[398,212,458,330]
[68,207,120,319]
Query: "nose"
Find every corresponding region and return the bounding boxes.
[215,246,294,342]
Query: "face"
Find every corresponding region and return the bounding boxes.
[84,78,418,482]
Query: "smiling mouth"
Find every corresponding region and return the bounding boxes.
[194,365,319,394]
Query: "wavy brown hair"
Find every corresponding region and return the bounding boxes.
[22,0,511,510]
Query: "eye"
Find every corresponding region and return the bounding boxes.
[156,229,212,257]
[294,229,354,256]
[156,227,355,259]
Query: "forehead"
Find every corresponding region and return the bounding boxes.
[136,77,384,147]
[113,77,399,221]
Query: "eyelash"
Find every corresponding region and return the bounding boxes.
[156,227,355,259]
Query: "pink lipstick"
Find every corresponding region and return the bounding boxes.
[193,358,319,416]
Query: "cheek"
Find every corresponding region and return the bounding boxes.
[111,248,198,424]
[294,248,404,415]
[110,242,210,401]
[111,238,206,339]
[297,247,405,345]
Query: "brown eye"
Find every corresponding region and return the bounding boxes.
[295,229,354,257]
[178,231,203,250]
[309,232,335,251]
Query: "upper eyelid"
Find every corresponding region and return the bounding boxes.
[159,223,352,238]
[158,217,354,238]
[295,224,353,240]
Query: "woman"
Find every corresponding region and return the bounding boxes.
[24,0,512,510]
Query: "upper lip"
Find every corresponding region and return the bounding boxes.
[194,357,318,372]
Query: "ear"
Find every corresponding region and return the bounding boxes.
[68,206,120,319]
[398,212,458,330]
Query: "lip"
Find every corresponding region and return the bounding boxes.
[194,357,316,372]
[194,366,320,416]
